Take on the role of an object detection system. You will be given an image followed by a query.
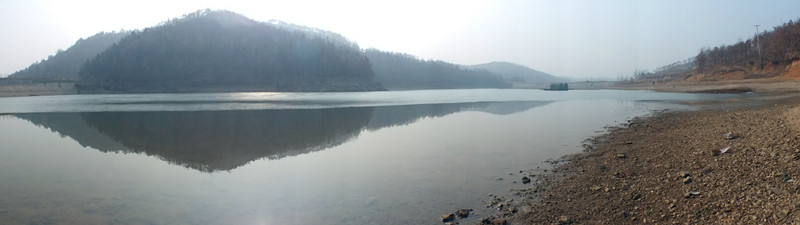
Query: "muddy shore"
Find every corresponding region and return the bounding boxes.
[474,95,800,224]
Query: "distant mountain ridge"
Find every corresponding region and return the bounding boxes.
[10,31,131,79]
[366,49,510,90]
[465,62,565,83]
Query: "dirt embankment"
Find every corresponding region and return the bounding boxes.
[616,60,800,94]
[482,98,800,224]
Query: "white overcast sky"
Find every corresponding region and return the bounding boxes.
[1,0,799,79]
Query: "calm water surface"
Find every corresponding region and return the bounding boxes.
[0,89,746,224]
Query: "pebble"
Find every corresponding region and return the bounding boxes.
[559,215,572,224]
[441,213,454,222]
[491,218,507,225]
[684,191,700,199]
[456,208,471,218]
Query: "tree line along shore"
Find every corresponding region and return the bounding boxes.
[0,78,75,97]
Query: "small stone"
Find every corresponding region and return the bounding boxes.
[780,172,792,182]
[682,177,692,184]
[589,186,602,191]
[633,193,642,201]
[616,153,627,159]
[441,213,455,222]
[723,132,737,140]
[779,209,791,218]
[770,187,788,195]
[684,191,700,199]
[491,218,507,225]
[456,208,472,218]
[521,176,531,184]
[678,171,691,178]
[559,215,572,224]
[624,141,633,145]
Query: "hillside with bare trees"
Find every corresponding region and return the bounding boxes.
[690,20,800,81]
[632,19,800,84]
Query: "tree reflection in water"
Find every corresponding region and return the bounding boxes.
[15,101,550,172]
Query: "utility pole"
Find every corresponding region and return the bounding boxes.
[755,25,763,67]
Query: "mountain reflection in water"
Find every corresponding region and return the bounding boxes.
[14,101,550,172]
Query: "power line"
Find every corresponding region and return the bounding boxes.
[729,3,800,43]
[754,25,763,66]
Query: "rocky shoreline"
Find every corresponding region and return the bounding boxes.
[475,95,800,224]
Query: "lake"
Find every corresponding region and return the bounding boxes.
[0,89,746,224]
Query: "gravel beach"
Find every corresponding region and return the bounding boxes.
[480,96,800,224]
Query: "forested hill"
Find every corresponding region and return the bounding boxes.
[365,49,510,90]
[10,31,130,79]
[465,62,565,83]
[78,10,385,92]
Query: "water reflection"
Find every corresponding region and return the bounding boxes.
[14,101,550,172]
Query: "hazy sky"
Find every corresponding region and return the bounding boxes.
[1,0,799,79]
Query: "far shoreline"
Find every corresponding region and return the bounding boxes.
[4,78,800,98]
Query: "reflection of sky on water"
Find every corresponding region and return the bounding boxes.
[0,90,748,224]
[0,89,746,113]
